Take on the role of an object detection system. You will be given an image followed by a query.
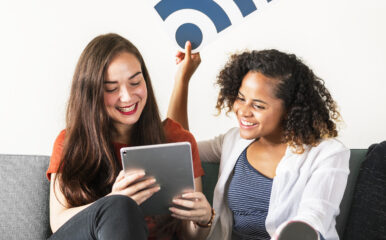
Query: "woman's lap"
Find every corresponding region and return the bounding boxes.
[48,195,148,240]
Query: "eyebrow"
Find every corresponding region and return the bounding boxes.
[238,92,268,104]
[104,71,142,84]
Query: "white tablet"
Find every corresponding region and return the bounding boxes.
[120,142,195,216]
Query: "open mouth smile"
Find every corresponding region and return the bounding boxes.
[240,119,257,128]
[116,103,137,115]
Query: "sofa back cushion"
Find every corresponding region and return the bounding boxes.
[335,149,367,239]
[0,154,51,239]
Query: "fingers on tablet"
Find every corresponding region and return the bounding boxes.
[172,198,196,209]
[113,171,145,190]
[131,185,161,205]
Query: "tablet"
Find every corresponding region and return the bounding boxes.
[120,142,195,216]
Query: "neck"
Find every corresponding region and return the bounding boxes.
[113,124,132,144]
[258,129,285,148]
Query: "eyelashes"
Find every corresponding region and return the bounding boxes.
[104,81,141,93]
[236,96,266,110]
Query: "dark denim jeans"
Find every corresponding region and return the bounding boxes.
[48,195,148,240]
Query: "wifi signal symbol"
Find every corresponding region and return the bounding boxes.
[154,0,272,52]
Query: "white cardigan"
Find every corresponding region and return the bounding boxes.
[198,128,350,240]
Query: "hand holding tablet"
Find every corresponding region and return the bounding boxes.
[110,169,161,206]
[120,142,195,216]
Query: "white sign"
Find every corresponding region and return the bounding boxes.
[153,0,273,52]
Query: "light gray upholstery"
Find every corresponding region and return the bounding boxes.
[0,154,51,239]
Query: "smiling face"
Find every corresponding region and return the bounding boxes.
[103,52,147,136]
[233,71,285,141]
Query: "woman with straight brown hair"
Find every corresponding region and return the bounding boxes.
[46,33,213,240]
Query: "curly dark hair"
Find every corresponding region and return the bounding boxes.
[216,49,340,153]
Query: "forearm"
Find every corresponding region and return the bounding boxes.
[167,77,190,130]
[49,173,93,233]
[168,41,201,130]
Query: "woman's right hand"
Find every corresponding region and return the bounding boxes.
[110,170,160,205]
[175,41,201,85]
[167,41,201,130]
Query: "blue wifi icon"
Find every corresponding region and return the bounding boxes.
[154,0,272,51]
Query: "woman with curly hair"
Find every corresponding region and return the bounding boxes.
[168,43,350,240]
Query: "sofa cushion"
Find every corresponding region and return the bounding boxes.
[335,149,367,239]
[0,154,51,239]
[201,162,219,205]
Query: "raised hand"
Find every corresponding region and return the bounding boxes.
[110,170,160,205]
[175,41,201,84]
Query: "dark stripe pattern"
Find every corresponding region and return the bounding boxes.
[227,148,273,240]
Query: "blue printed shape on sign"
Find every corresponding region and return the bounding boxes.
[233,0,257,17]
[155,0,232,50]
[176,23,203,49]
[154,0,274,51]
[155,0,232,33]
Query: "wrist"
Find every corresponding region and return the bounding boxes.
[195,208,215,228]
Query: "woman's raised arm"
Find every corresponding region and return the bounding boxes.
[167,41,201,131]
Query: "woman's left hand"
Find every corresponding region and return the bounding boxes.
[169,191,212,225]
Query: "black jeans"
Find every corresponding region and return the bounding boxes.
[48,195,148,240]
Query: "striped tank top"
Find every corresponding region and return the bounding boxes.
[227,148,273,240]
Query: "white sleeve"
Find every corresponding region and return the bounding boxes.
[197,134,225,163]
[276,146,350,238]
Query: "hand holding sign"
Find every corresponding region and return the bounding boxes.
[175,41,201,84]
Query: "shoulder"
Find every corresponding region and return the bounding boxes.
[310,138,349,156]
[220,127,244,147]
[53,129,67,148]
[224,127,241,140]
[47,129,67,180]
[163,118,196,143]
[305,138,350,168]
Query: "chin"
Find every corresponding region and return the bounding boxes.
[239,130,259,140]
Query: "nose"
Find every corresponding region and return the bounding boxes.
[119,85,131,103]
[238,103,253,117]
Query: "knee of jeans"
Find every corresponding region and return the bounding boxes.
[95,195,148,239]
[102,195,142,216]
[105,195,138,210]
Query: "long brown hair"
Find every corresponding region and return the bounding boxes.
[55,33,166,207]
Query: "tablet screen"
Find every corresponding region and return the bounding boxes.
[120,142,195,216]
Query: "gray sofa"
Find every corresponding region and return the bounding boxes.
[0,149,367,240]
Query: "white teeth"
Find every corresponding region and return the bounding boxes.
[241,119,256,126]
[118,104,136,112]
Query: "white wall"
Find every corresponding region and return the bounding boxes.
[0,0,385,155]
